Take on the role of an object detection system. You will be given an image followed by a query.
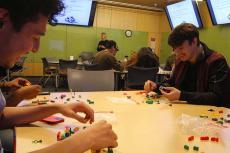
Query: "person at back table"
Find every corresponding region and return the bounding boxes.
[97,32,108,52]
[126,47,159,69]
[144,23,230,108]
[164,52,176,71]
[0,0,117,152]
[93,40,123,71]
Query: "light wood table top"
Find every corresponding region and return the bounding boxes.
[16,91,230,153]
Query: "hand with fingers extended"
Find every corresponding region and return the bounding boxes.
[144,80,157,93]
[160,86,181,101]
[57,102,94,124]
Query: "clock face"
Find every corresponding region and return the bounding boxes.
[125,30,132,37]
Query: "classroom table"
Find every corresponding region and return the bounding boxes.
[16,91,230,153]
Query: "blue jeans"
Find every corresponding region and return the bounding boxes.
[0,128,14,153]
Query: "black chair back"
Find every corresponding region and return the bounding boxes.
[84,64,101,71]
[59,59,78,75]
[10,56,27,72]
[41,57,49,68]
[15,56,27,67]
[127,66,159,89]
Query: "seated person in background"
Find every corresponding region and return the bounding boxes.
[126,47,159,68]
[0,0,117,152]
[125,51,138,68]
[97,32,108,52]
[164,52,176,71]
[93,40,123,71]
[144,23,230,108]
[0,77,41,106]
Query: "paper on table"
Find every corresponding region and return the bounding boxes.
[94,112,117,124]
[106,96,136,104]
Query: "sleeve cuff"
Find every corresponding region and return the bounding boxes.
[179,90,188,101]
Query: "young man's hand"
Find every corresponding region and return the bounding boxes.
[160,87,181,101]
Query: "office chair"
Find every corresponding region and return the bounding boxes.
[0,56,27,81]
[84,63,101,71]
[40,57,58,87]
[127,66,159,90]
[79,51,95,64]
[59,59,78,75]
[67,68,114,92]
[58,59,78,87]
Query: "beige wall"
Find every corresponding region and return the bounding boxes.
[95,4,162,32]
[160,13,171,33]
[95,4,163,56]
[197,1,213,28]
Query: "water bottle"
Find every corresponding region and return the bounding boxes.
[123,55,128,63]
[77,56,85,70]
[123,55,128,71]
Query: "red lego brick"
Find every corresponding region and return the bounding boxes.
[219,110,224,113]
[188,136,194,141]
[211,137,216,142]
[200,136,209,141]
[211,137,219,142]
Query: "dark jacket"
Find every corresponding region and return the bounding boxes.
[167,42,230,108]
[97,40,108,52]
[93,50,121,71]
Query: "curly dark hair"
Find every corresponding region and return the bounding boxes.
[168,23,200,49]
[0,0,64,32]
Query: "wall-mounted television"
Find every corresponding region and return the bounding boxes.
[165,0,203,29]
[54,0,97,26]
[206,0,230,25]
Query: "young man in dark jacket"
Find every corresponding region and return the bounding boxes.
[144,23,230,108]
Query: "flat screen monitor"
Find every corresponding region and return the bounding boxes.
[165,0,203,29]
[54,0,96,26]
[206,0,230,25]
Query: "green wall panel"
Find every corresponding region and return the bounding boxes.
[28,25,148,63]
[160,25,230,64]
[66,26,97,58]
[34,25,67,63]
